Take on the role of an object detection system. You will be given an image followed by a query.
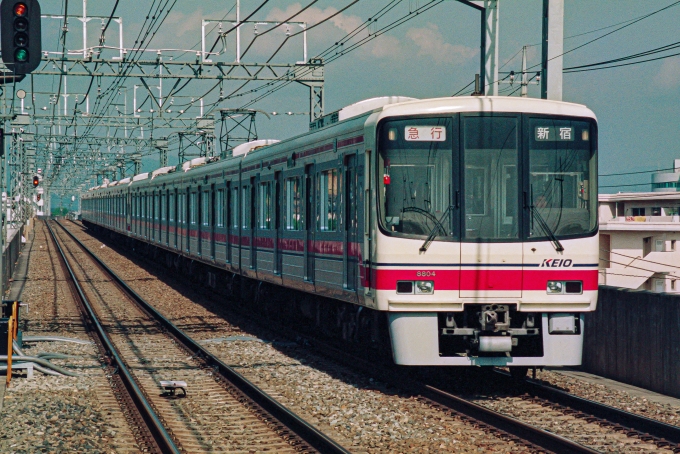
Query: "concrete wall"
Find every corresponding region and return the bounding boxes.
[2,228,23,292]
[583,286,680,398]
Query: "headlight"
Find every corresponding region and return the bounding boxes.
[415,280,434,294]
[547,281,564,294]
[547,281,583,294]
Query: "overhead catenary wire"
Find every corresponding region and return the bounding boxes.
[233,0,443,109]
[452,1,680,97]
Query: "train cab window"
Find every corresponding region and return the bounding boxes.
[378,118,454,239]
[258,182,272,230]
[231,186,239,229]
[528,117,597,240]
[202,191,210,227]
[285,177,302,230]
[463,116,519,241]
[216,190,225,227]
[190,192,198,225]
[318,169,338,231]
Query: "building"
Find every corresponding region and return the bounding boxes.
[599,192,680,292]
[651,160,680,192]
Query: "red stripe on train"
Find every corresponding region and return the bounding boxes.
[373,269,598,291]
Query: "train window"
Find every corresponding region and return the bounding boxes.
[285,177,302,230]
[190,192,198,225]
[202,191,210,226]
[179,193,185,224]
[258,182,272,230]
[242,185,250,229]
[378,118,454,239]
[169,194,175,221]
[161,194,166,221]
[318,169,338,231]
[463,116,519,240]
[216,190,225,227]
[528,117,597,240]
[155,194,160,220]
[231,186,239,229]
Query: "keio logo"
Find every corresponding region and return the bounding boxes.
[541,259,573,267]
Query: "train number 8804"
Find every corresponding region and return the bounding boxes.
[416,271,436,277]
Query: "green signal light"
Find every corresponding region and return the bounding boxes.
[14,48,28,62]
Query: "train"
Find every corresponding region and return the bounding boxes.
[82,95,598,374]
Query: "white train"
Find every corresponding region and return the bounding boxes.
[82,96,598,373]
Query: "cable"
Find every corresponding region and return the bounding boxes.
[565,49,680,74]
[451,80,475,96]
[599,182,651,189]
[600,166,677,177]
[99,0,120,46]
[602,248,680,271]
[207,0,271,54]
[527,0,680,72]
[232,0,441,107]
[602,271,678,282]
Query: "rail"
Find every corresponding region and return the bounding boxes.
[513,371,680,450]
[54,220,349,454]
[45,221,179,454]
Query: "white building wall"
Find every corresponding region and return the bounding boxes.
[599,193,680,293]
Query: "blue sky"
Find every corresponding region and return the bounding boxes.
[29,1,680,193]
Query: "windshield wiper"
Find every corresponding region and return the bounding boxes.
[419,206,453,253]
[531,205,564,252]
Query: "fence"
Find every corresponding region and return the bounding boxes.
[2,228,23,292]
[583,285,680,398]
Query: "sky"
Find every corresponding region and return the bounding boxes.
[23,0,680,194]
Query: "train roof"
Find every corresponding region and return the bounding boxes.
[84,95,597,196]
[376,96,597,121]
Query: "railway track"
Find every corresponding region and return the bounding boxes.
[511,372,680,453]
[48,220,348,453]
[61,220,607,453]
[65,219,680,453]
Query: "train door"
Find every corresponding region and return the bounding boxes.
[126,192,131,232]
[304,164,315,283]
[142,193,147,238]
[226,182,233,265]
[164,190,169,246]
[459,115,522,298]
[197,188,203,257]
[250,177,257,270]
[154,191,159,242]
[274,171,283,275]
[189,189,198,255]
[344,154,358,292]
[210,185,216,260]
[185,190,191,253]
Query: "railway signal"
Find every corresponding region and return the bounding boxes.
[1,0,42,75]
[32,175,39,187]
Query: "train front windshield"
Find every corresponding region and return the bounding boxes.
[378,114,597,242]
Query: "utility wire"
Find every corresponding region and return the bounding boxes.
[207,0,271,54]
[526,0,680,72]
[565,49,680,73]
[603,249,680,271]
[600,166,677,177]
[599,182,651,189]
